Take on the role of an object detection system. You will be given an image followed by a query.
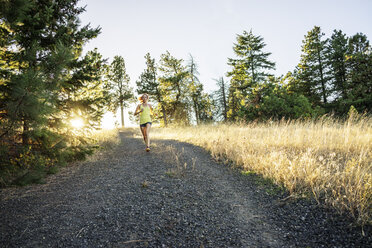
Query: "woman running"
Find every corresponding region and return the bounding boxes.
[134,93,153,152]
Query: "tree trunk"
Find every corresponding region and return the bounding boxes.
[341,65,347,99]
[317,49,327,103]
[229,87,237,121]
[161,104,168,127]
[120,100,124,128]
[193,99,199,125]
[156,93,168,127]
[22,120,29,145]
[221,78,227,121]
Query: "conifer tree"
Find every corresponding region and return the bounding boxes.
[65,48,110,130]
[345,33,372,113]
[0,0,109,173]
[326,30,348,103]
[226,30,275,120]
[196,92,214,123]
[136,53,158,96]
[158,51,189,125]
[136,53,167,126]
[296,26,329,106]
[213,77,228,121]
[186,55,213,124]
[0,0,101,146]
[226,84,240,121]
[108,56,133,128]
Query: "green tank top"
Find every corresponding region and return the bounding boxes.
[139,105,152,124]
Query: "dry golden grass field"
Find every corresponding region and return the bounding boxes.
[151,117,372,226]
[90,128,121,148]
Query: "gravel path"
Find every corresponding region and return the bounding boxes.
[0,129,370,247]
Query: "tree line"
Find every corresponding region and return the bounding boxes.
[135,28,371,124]
[134,52,213,126]
[0,0,371,185]
[220,28,371,122]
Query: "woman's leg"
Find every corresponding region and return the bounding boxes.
[140,126,147,144]
[145,123,151,148]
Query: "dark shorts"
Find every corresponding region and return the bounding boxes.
[140,122,152,128]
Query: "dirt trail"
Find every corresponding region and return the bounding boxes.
[0,129,370,247]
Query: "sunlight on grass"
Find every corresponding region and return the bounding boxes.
[89,128,120,148]
[152,117,372,226]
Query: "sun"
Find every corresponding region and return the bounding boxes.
[70,118,84,129]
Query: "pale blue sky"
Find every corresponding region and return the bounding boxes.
[79,0,371,93]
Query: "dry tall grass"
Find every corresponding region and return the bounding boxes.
[89,128,121,149]
[81,128,120,162]
[152,117,372,226]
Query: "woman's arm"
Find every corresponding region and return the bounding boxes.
[134,104,142,116]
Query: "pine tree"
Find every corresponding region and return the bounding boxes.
[108,56,133,128]
[0,1,114,181]
[345,33,372,113]
[136,53,167,126]
[197,92,214,123]
[136,53,158,96]
[226,82,241,121]
[226,30,275,120]
[187,54,211,124]
[326,30,348,102]
[158,51,189,125]
[1,0,101,148]
[64,49,110,130]
[296,26,329,106]
[213,77,228,121]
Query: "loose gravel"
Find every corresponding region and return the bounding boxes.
[0,129,370,247]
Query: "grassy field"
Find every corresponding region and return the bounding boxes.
[151,117,372,226]
[90,128,121,149]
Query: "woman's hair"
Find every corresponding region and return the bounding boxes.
[139,93,149,103]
